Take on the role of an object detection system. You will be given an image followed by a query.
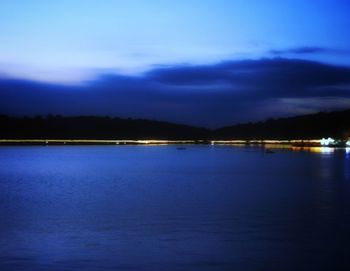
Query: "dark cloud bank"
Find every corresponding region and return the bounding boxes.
[1,58,350,128]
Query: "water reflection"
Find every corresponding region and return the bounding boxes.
[0,146,350,270]
[291,146,335,154]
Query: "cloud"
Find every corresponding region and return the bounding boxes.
[147,58,350,96]
[269,46,349,55]
[1,58,350,127]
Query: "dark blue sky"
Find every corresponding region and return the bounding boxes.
[0,0,350,127]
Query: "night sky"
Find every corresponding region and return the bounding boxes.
[0,0,350,127]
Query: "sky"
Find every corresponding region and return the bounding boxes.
[0,0,350,127]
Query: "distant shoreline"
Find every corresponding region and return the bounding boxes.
[2,109,350,141]
[0,139,347,148]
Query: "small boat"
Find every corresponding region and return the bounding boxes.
[265,149,275,154]
[176,147,187,150]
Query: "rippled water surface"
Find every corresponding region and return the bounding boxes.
[0,146,350,270]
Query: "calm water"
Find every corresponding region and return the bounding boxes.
[0,146,350,271]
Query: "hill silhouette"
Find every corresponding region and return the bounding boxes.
[216,109,350,140]
[1,109,350,140]
[0,115,209,140]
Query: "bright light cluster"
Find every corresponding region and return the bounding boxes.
[320,137,335,146]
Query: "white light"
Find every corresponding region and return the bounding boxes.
[346,140,350,146]
[320,137,335,146]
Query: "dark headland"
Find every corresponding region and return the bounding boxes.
[1,109,350,146]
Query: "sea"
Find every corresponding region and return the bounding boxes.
[0,145,350,270]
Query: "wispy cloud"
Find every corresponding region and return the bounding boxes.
[269,46,349,55]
